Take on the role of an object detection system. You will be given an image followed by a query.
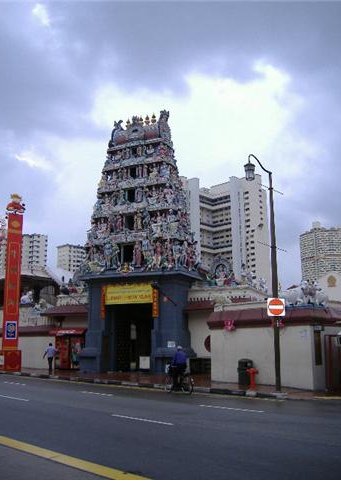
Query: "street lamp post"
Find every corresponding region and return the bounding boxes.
[244,154,281,392]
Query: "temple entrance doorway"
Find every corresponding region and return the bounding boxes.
[109,303,153,371]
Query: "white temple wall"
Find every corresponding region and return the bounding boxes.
[210,325,323,390]
[188,311,211,358]
[19,336,54,369]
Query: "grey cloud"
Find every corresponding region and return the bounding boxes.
[2,1,340,137]
[1,3,100,137]
[1,1,341,287]
[51,2,341,87]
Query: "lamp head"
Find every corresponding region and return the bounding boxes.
[244,159,256,181]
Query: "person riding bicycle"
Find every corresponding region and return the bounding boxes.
[171,345,187,390]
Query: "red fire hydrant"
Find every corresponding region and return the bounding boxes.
[247,367,258,391]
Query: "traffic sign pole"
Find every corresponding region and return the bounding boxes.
[245,155,282,392]
[266,297,284,392]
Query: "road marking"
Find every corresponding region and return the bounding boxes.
[112,414,174,426]
[4,381,26,386]
[0,435,149,480]
[81,390,113,397]
[0,394,29,402]
[199,404,265,413]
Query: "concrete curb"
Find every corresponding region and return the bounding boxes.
[0,370,324,401]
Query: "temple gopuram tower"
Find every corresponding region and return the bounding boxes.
[80,110,201,373]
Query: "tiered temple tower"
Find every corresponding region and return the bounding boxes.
[84,110,198,274]
[80,111,201,374]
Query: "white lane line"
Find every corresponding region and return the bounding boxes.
[81,391,113,397]
[4,381,26,386]
[0,394,29,402]
[111,414,173,426]
[199,404,265,414]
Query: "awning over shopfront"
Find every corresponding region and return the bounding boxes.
[49,328,87,336]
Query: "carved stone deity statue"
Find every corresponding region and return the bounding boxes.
[133,241,143,267]
[110,120,123,142]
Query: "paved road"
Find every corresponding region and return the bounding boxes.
[0,444,103,480]
[0,374,340,480]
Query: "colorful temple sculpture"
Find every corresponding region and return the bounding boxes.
[79,111,201,374]
[83,110,199,274]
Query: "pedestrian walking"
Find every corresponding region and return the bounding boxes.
[43,343,58,374]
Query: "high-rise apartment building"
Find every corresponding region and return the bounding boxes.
[0,233,48,274]
[57,244,86,274]
[182,175,271,283]
[22,234,48,271]
[300,221,341,281]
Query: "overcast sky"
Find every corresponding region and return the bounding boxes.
[1,0,340,289]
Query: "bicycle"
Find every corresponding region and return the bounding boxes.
[164,364,194,395]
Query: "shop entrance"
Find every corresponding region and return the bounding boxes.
[54,334,85,370]
[325,334,341,393]
[110,303,153,371]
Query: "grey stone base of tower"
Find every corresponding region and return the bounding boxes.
[79,269,201,374]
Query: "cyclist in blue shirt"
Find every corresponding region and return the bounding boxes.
[171,346,187,390]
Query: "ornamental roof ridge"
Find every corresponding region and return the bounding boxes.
[108,110,172,148]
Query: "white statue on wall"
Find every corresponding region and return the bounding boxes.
[281,280,329,307]
[20,291,34,304]
[258,277,268,292]
[309,281,329,306]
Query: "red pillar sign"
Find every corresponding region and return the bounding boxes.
[1,194,25,371]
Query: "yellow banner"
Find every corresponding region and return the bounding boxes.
[105,283,153,305]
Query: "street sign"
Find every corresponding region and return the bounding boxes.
[267,298,286,317]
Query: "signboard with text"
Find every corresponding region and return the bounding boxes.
[105,283,153,305]
[152,287,159,317]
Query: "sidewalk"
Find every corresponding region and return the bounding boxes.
[1,367,339,401]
